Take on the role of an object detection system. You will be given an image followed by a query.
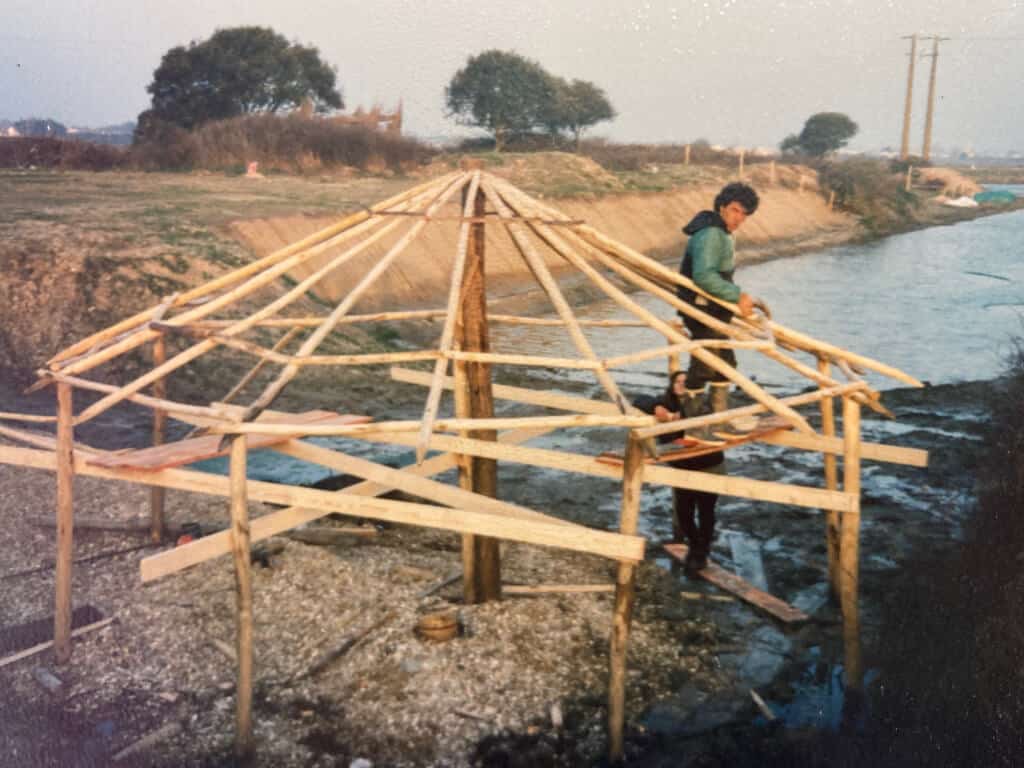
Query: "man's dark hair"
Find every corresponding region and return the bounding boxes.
[714,182,759,215]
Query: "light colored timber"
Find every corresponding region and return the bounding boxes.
[66,176,463,425]
[390,366,621,416]
[187,313,650,330]
[444,350,601,370]
[756,426,928,467]
[644,463,856,513]
[417,171,481,463]
[0,411,56,423]
[48,172,458,370]
[274,440,574,527]
[218,326,303,406]
[608,434,644,762]
[48,373,228,422]
[483,179,629,413]
[489,315,648,328]
[150,336,168,542]
[227,436,253,758]
[139,425,553,581]
[0,445,645,575]
[502,584,614,595]
[601,340,771,370]
[224,172,473,426]
[354,427,855,512]
[636,381,869,440]
[493,180,813,435]
[191,334,441,367]
[819,357,841,600]
[840,397,863,689]
[0,423,105,456]
[210,413,655,437]
[54,382,74,665]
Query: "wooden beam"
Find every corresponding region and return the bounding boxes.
[390,366,620,416]
[840,397,863,690]
[443,350,602,370]
[135,425,552,582]
[819,358,840,600]
[0,411,56,423]
[150,337,167,543]
[54,382,74,666]
[228,436,253,759]
[608,434,644,762]
[754,430,928,467]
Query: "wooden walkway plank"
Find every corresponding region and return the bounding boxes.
[662,543,808,624]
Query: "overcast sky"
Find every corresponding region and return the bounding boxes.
[2,0,1021,154]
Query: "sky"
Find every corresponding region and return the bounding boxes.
[2,0,1022,154]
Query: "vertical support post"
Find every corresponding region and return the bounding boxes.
[667,321,682,376]
[54,381,75,665]
[769,160,777,185]
[905,165,913,192]
[228,435,254,759]
[608,433,644,763]
[453,351,477,593]
[828,190,836,211]
[737,148,745,180]
[150,335,167,542]
[922,36,943,162]
[683,144,691,165]
[840,397,862,691]
[460,171,501,604]
[817,357,840,599]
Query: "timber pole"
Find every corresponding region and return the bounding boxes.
[921,36,946,162]
[150,336,167,542]
[608,433,645,762]
[818,357,840,599]
[460,162,501,603]
[54,381,75,665]
[839,397,862,692]
[228,435,254,759]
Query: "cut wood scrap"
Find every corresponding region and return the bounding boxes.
[679,591,735,603]
[419,570,462,598]
[750,689,777,721]
[503,583,614,595]
[209,637,236,662]
[663,543,808,624]
[0,617,115,669]
[87,411,372,470]
[305,610,396,678]
[112,722,184,763]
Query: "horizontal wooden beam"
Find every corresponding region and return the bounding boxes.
[389,366,620,416]
[755,430,928,467]
[0,445,644,577]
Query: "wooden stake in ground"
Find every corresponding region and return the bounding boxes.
[54,381,74,665]
[150,336,167,542]
[459,171,501,604]
[228,436,254,759]
[608,434,644,762]
[840,396,862,690]
[818,357,840,599]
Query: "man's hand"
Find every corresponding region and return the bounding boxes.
[737,292,755,317]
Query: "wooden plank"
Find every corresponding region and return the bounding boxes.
[841,397,863,688]
[227,437,253,757]
[755,430,928,467]
[598,419,790,466]
[150,337,167,542]
[54,382,74,665]
[503,584,614,595]
[390,366,621,416]
[663,543,808,624]
[87,412,372,470]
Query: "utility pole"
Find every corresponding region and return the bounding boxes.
[899,34,918,160]
[921,36,949,162]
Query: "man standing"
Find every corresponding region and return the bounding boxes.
[676,182,763,420]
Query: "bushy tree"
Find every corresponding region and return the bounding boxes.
[544,78,616,149]
[445,50,556,152]
[780,112,858,156]
[141,26,342,132]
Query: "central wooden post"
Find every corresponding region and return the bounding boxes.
[608,433,644,762]
[228,435,254,759]
[150,336,167,542]
[54,381,75,665]
[839,397,862,690]
[458,168,501,604]
[818,357,840,599]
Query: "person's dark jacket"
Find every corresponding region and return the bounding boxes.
[676,210,739,324]
[633,393,724,470]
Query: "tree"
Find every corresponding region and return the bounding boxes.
[544,78,616,150]
[780,112,858,156]
[445,50,556,152]
[142,26,342,131]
